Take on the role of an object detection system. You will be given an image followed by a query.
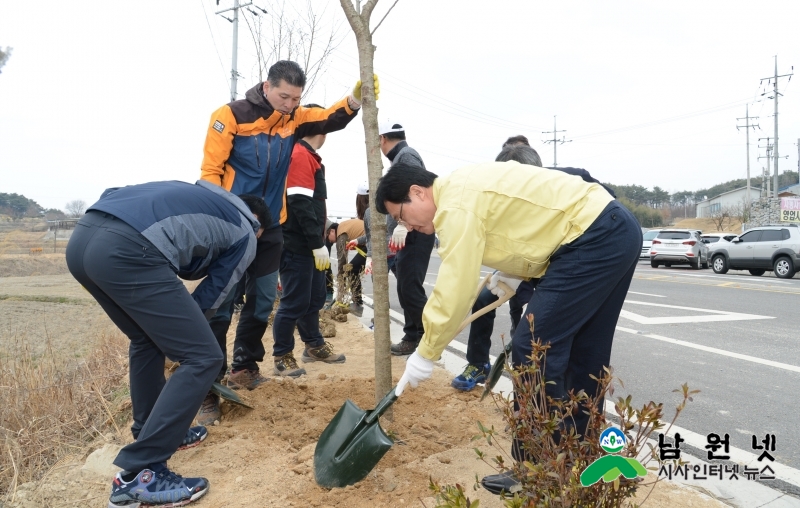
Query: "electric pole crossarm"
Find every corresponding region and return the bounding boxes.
[541,115,572,168]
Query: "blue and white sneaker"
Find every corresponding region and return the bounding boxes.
[177,425,207,451]
[108,462,208,507]
[451,363,491,392]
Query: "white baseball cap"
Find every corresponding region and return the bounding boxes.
[378,118,405,135]
[357,181,369,195]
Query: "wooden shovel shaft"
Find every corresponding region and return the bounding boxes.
[453,274,516,337]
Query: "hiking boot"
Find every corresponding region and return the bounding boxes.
[226,369,269,390]
[108,462,209,507]
[349,302,364,317]
[196,392,221,426]
[390,340,418,356]
[481,471,521,495]
[273,352,307,377]
[177,425,208,451]
[302,341,346,364]
[451,362,491,392]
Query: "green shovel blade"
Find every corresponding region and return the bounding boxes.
[210,382,253,409]
[481,343,512,401]
[314,387,397,488]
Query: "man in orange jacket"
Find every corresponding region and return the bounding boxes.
[196,60,377,424]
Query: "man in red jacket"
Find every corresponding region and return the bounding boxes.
[271,106,346,377]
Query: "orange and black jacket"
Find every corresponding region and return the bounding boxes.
[282,140,326,255]
[201,82,358,229]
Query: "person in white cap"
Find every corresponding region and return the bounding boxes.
[377,119,436,356]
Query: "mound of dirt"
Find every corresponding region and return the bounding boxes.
[10,314,727,508]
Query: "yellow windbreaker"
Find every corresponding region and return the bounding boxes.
[417,161,614,361]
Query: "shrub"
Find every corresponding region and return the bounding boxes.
[431,316,697,507]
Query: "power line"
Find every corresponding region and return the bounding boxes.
[199,0,230,89]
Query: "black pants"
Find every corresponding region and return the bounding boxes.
[66,211,222,472]
[394,230,435,342]
[209,228,281,373]
[349,252,366,304]
[272,249,327,357]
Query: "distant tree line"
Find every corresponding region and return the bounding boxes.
[605,170,799,228]
[0,193,87,220]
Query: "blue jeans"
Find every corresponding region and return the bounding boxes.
[272,250,327,357]
[510,201,641,458]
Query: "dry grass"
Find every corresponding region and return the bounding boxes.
[0,330,129,502]
[672,217,743,233]
[0,255,69,278]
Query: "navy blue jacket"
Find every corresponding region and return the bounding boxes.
[88,180,261,317]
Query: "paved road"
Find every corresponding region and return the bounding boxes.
[347,251,800,477]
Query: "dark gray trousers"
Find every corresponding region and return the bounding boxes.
[66,211,222,472]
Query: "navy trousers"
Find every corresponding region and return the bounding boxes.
[66,212,223,472]
[272,249,327,357]
[510,201,641,458]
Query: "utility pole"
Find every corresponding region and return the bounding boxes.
[542,115,571,167]
[760,57,793,198]
[216,0,255,102]
[737,104,759,210]
[758,138,773,197]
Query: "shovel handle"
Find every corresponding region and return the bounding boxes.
[364,386,399,425]
[452,278,515,337]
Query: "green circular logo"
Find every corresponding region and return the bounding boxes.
[599,427,626,454]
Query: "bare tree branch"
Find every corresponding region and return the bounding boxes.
[370,0,399,36]
[362,0,379,19]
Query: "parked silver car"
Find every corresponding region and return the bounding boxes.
[709,225,800,278]
[640,229,661,259]
[650,229,710,269]
[701,233,737,255]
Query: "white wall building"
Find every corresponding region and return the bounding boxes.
[695,187,762,218]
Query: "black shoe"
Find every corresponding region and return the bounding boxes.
[481,471,521,495]
[390,340,418,356]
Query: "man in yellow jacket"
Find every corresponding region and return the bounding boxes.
[375,160,641,494]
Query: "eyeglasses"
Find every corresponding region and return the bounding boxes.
[397,202,408,227]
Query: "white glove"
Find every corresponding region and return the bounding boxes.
[395,351,434,396]
[312,247,330,271]
[487,270,523,297]
[365,257,373,275]
[390,223,409,251]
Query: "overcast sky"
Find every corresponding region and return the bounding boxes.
[2,0,799,217]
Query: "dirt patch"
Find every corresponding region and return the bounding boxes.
[2,274,726,508]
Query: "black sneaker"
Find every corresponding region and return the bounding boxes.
[177,425,208,451]
[390,340,418,356]
[481,471,521,495]
[274,352,307,377]
[108,462,209,507]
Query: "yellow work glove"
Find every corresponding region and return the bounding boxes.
[312,247,331,271]
[351,74,380,104]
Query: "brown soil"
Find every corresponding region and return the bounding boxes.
[1,271,726,508]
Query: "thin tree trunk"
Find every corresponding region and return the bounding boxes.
[338,0,393,409]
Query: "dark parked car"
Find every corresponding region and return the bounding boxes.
[710,225,800,279]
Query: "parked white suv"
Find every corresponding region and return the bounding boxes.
[710,225,800,278]
[640,229,661,259]
[650,229,710,269]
